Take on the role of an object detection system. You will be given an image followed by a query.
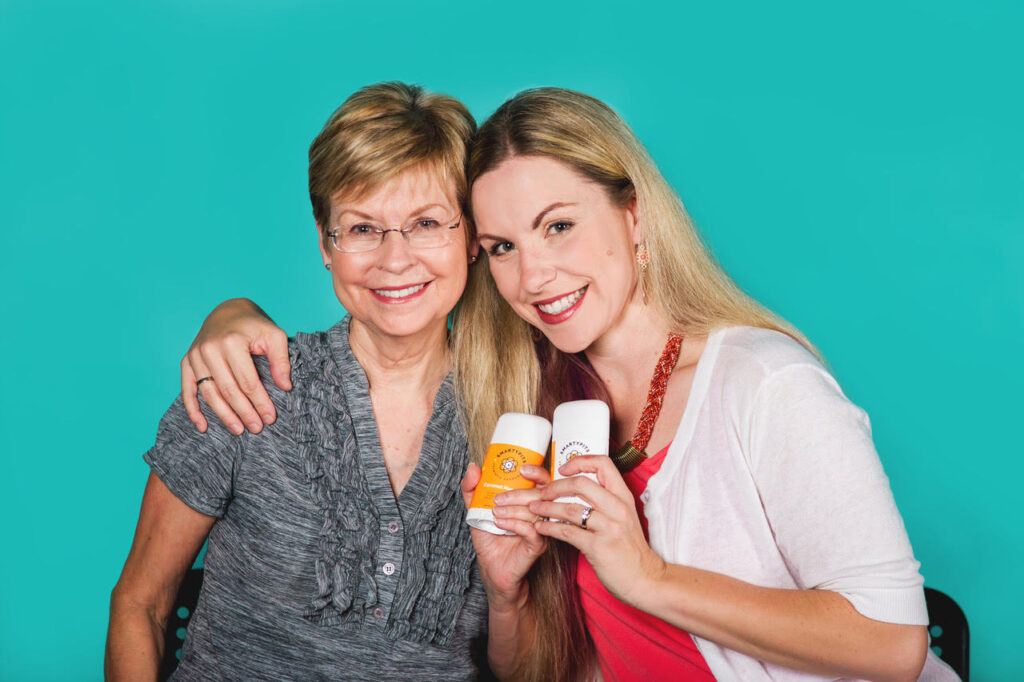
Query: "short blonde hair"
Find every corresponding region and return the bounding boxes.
[308,82,476,248]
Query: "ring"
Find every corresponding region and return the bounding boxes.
[196,376,215,387]
[580,505,593,530]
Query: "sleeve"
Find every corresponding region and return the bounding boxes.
[748,363,929,625]
[143,394,243,518]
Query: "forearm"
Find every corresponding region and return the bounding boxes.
[105,593,166,682]
[630,562,927,682]
[486,585,537,681]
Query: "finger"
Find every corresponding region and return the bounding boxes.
[540,475,621,512]
[529,500,596,529]
[492,516,545,541]
[492,504,542,524]
[224,345,276,426]
[264,328,293,391]
[188,348,245,435]
[200,342,265,434]
[534,518,591,550]
[180,355,207,433]
[518,464,552,486]
[493,487,545,507]
[461,464,482,508]
[558,455,631,495]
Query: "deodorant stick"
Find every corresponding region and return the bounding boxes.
[466,413,552,535]
[550,400,610,507]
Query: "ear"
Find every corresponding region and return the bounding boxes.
[316,222,330,267]
[626,195,642,245]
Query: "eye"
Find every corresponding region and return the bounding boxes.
[413,219,442,231]
[546,220,575,236]
[350,223,377,235]
[487,240,516,257]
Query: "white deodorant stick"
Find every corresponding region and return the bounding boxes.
[466,413,552,535]
[550,400,610,508]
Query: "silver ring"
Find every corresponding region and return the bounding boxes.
[196,376,214,387]
[580,505,593,530]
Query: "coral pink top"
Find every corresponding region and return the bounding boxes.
[577,443,715,681]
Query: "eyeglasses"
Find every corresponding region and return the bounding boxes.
[328,215,462,253]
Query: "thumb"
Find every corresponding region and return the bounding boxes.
[461,464,482,508]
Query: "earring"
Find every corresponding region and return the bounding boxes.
[636,243,649,272]
[324,262,331,271]
[470,254,478,264]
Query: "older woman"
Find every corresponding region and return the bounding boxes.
[173,89,955,681]
[106,83,491,680]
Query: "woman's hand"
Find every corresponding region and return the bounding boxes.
[462,463,550,679]
[530,455,667,608]
[181,298,290,435]
[460,464,549,606]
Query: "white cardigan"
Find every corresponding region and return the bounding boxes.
[641,327,957,681]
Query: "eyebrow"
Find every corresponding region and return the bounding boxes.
[477,201,579,241]
[335,203,452,222]
[533,202,577,230]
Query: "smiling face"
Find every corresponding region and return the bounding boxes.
[319,166,470,343]
[472,155,642,354]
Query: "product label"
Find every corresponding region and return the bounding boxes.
[469,443,545,510]
[551,439,591,479]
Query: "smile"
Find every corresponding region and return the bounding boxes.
[371,283,428,301]
[533,286,587,323]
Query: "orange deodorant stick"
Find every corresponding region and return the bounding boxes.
[466,412,552,535]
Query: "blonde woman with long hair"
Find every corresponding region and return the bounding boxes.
[177,88,954,681]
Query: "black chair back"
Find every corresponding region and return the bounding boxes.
[924,587,969,681]
[159,567,204,681]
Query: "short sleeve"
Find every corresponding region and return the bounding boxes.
[143,394,242,518]
[748,363,928,625]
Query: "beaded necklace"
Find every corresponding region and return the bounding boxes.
[610,333,683,472]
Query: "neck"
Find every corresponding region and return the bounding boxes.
[583,299,675,439]
[348,318,451,395]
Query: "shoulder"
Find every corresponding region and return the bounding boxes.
[704,326,842,415]
[247,323,352,428]
[714,326,822,376]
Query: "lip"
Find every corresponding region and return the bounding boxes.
[369,281,431,304]
[533,286,587,325]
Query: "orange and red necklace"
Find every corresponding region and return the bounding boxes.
[610,333,684,472]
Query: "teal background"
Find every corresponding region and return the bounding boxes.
[1,0,1021,679]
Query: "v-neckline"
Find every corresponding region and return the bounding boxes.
[327,317,455,520]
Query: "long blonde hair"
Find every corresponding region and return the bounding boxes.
[451,87,815,681]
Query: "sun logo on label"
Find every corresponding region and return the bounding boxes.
[491,447,528,482]
[558,440,590,468]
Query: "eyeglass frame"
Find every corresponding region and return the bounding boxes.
[327,214,464,253]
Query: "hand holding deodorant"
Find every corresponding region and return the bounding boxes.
[551,400,610,507]
[466,413,552,535]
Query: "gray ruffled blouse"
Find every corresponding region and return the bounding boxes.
[145,317,488,681]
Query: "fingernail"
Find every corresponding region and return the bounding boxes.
[262,413,275,424]
[247,422,262,433]
[231,423,244,435]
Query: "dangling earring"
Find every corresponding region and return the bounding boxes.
[324,262,331,271]
[636,243,649,272]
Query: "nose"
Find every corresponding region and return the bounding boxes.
[517,247,557,296]
[376,230,418,272]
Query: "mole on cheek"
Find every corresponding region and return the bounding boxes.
[606,250,613,257]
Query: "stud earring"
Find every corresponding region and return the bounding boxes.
[324,262,331,271]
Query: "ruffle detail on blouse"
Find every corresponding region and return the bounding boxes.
[289,330,382,628]
[289,322,476,646]
[386,397,476,646]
